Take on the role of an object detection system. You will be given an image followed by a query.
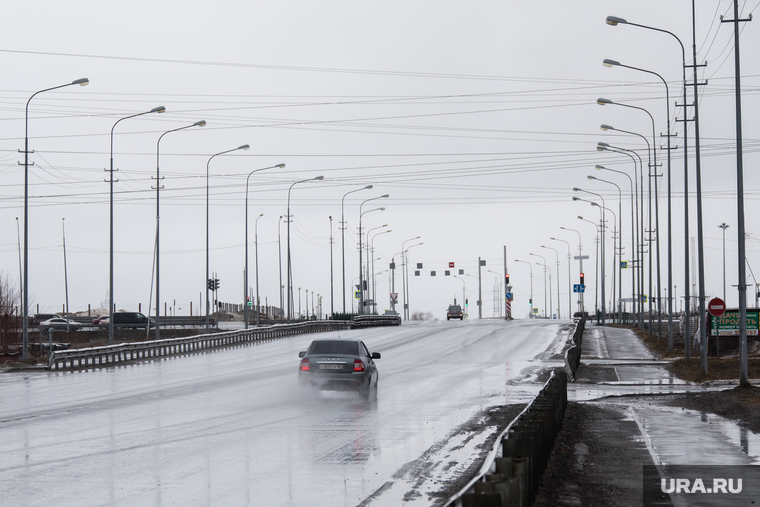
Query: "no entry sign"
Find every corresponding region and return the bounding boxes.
[708,297,726,317]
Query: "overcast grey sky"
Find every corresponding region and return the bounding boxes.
[2,0,759,319]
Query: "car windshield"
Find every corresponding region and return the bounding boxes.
[309,341,359,356]
[449,306,461,312]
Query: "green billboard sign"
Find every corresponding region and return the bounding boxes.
[710,311,760,336]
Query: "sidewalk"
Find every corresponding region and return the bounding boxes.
[534,323,760,506]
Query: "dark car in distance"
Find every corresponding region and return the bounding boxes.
[298,338,380,399]
[103,312,155,329]
[447,304,463,320]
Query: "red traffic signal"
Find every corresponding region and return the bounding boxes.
[505,273,510,284]
[579,272,585,285]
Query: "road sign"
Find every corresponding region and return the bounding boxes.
[573,284,586,293]
[390,292,398,302]
[708,297,726,317]
[505,292,513,301]
[532,308,538,314]
[574,255,590,260]
[354,290,361,299]
[621,261,628,269]
[449,262,455,268]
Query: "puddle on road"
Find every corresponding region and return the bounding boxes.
[627,404,760,466]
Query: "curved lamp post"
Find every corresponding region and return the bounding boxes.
[606,13,696,362]
[598,98,659,336]
[541,245,561,319]
[370,228,392,313]
[286,176,324,321]
[589,174,625,323]
[341,185,373,313]
[108,105,165,345]
[550,237,572,319]
[575,197,606,324]
[365,224,388,307]
[155,120,206,340]
[401,235,422,319]
[529,252,549,318]
[254,213,264,326]
[22,77,89,359]
[404,242,423,318]
[577,216,601,319]
[244,163,284,329]
[358,195,389,313]
[206,144,250,332]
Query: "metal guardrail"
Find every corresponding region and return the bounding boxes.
[445,371,568,507]
[563,316,585,382]
[48,320,352,370]
[47,315,401,370]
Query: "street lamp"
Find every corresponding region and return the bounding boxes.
[244,163,284,328]
[606,13,696,360]
[286,176,324,322]
[559,226,585,314]
[603,58,675,345]
[550,237,572,320]
[207,144,250,332]
[366,224,388,304]
[254,213,264,326]
[155,120,206,340]
[514,259,534,318]
[108,105,165,346]
[21,77,89,359]
[529,253,550,318]
[597,142,645,329]
[719,223,730,303]
[573,189,606,325]
[358,195,389,313]
[404,242,423,318]
[401,235,422,319]
[278,215,284,319]
[341,185,373,313]
[578,216,601,320]
[453,275,466,312]
[541,245,561,319]
[588,174,623,323]
[598,97,660,338]
[370,228,392,313]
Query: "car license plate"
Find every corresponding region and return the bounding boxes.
[319,364,343,370]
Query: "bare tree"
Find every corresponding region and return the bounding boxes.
[0,271,21,349]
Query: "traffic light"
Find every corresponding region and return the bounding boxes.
[207,279,213,290]
[214,279,220,290]
[505,273,510,284]
[580,273,585,285]
[247,296,252,308]
[529,298,533,306]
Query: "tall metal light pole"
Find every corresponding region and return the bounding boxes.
[578,216,601,319]
[365,224,389,305]
[588,175,623,323]
[21,77,89,360]
[208,144,251,332]
[573,189,606,325]
[606,13,692,359]
[278,216,283,319]
[541,245,561,319]
[244,163,284,329]
[529,253,549,318]
[401,236,421,319]
[329,216,334,318]
[108,105,165,345]
[560,226,585,314]
[254,213,264,326]
[597,141,645,331]
[404,242,423,319]
[453,275,466,311]
[719,223,730,304]
[598,98,659,336]
[341,185,373,313]
[370,229,392,314]
[286,176,324,321]
[155,120,206,340]
[514,259,534,318]
[550,237,572,319]
[358,195,389,314]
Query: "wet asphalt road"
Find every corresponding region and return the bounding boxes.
[0,319,565,507]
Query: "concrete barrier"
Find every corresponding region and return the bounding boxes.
[446,371,568,507]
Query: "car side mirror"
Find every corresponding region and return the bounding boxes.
[298,351,307,358]
[371,352,381,359]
